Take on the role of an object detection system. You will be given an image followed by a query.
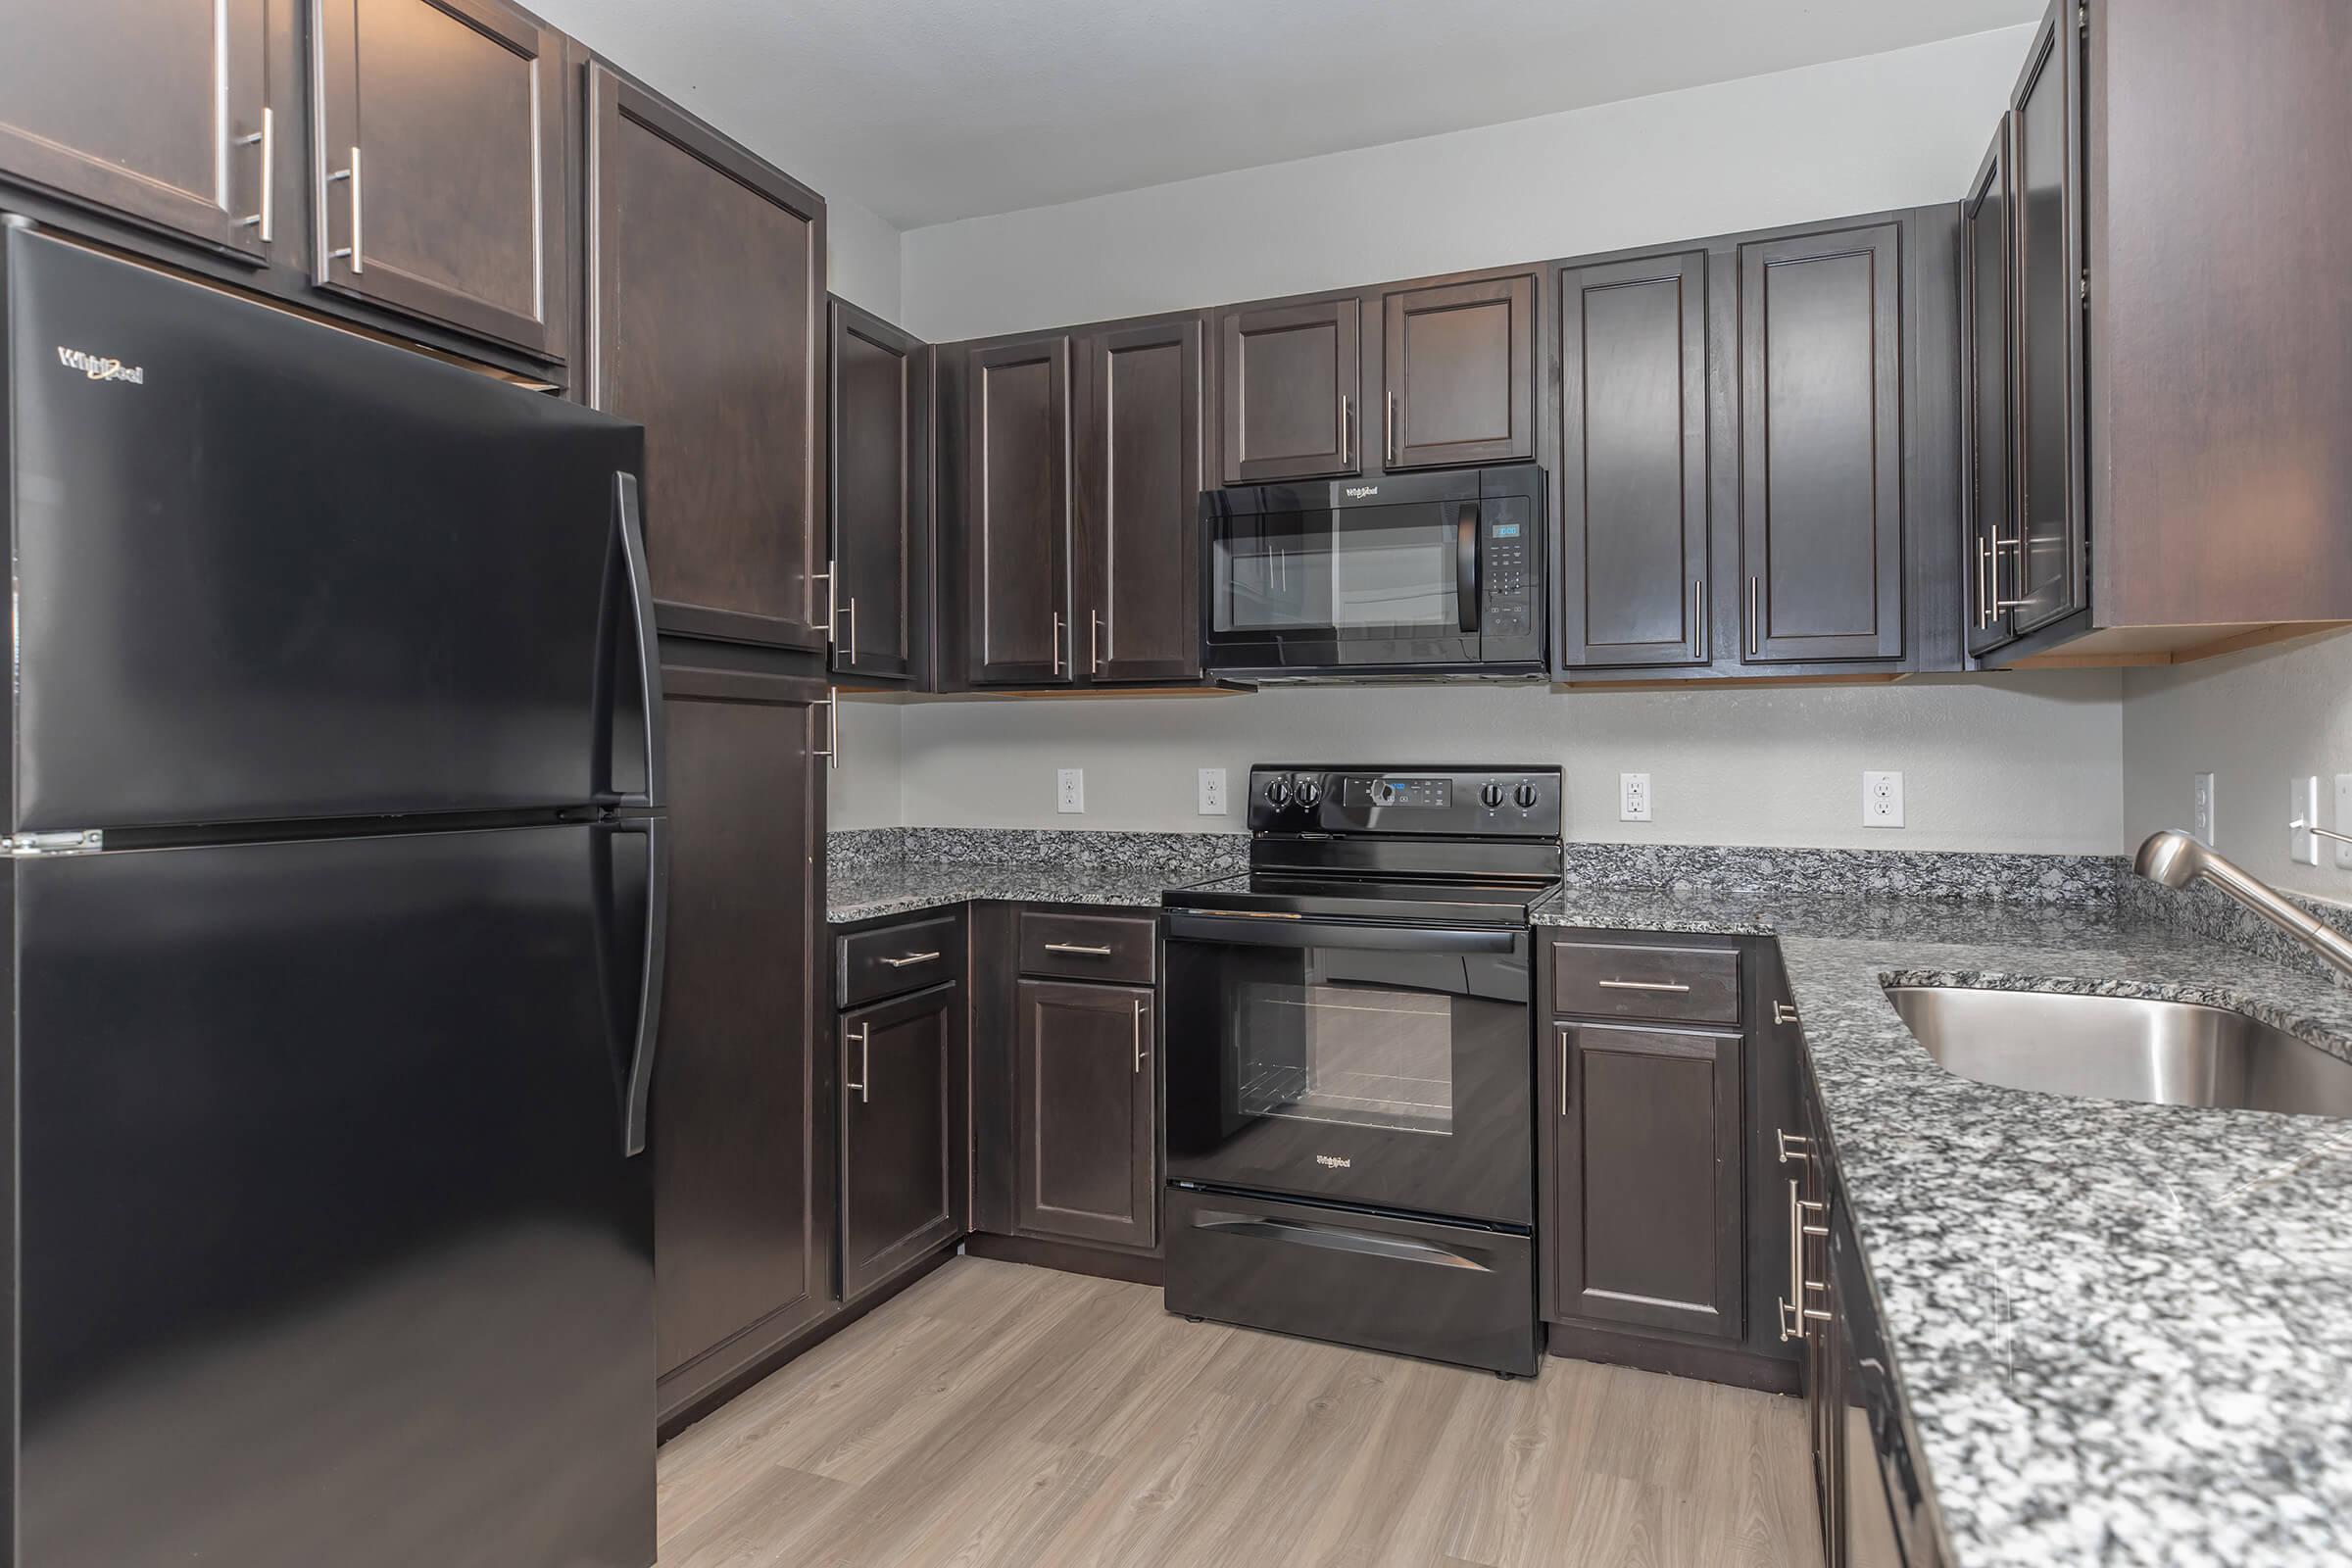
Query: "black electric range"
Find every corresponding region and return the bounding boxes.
[1159,765,1562,1377]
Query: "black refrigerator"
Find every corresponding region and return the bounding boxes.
[1,226,663,1567]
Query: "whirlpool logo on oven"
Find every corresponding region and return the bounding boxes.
[1314,1153,1352,1169]
[56,346,145,384]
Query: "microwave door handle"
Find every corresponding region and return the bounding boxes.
[1455,502,1480,633]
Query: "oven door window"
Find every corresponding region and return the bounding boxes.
[1211,504,1463,636]
[1164,927,1532,1226]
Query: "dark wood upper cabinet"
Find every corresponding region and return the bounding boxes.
[1218,297,1360,484]
[1548,1020,1743,1340]
[587,64,827,652]
[829,299,930,685]
[964,334,1075,685]
[839,980,966,1301]
[650,663,830,1422]
[1962,121,2019,659]
[312,0,567,359]
[1556,252,1710,669]
[1380,274,1536,470]
[1079,317,1204,683]
[1014,978,1157,1250]
[1737,220,1906,664]
[2006,0,2086,638]
[0,0,275,261]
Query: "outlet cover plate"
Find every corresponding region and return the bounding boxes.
[1057,768,1084,814]
[1619,773,1651,823]
[1198,767,1227,816]
[1863,771,1905,829]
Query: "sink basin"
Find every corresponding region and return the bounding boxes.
[1886,987,2352,1118]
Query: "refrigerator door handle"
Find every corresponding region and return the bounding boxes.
[610,816,669,1157]
[614,471,667,808]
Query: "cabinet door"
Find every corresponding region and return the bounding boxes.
[1380,274,1535,470]
[651,665,831,1413]
[1556,252,1710,669]
[588,66,827,652]
[965,335,1074,685]
[1962,122,2020,658]
[2007,0,2088,635]
[1217,298,1359,483]
[830,299,929,683]
[313,0,568,359]
[0,0,273,260]
[1014,979,1156,1250]
[1548,1021,1742,1338]
[1081,316,1203,683]
[839,982,967,1300]
[1737,221,1906,664]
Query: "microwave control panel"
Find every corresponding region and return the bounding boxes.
[1483,498,1534,640]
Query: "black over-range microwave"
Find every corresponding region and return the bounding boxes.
[1200,465,1546,679]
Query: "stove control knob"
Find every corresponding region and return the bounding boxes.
[1514,781,1542,809]
[1479,782,1506,809]
[1265,776,1294,807]
[1296,778,1323,808]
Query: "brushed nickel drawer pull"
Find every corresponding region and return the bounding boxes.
[1043,942,1114,956]
[1596,979,1691,994]
[1133,998,1148,1073]
[878,952,941,968]
[846,1022,871,1104]
[1774,1001,1800,1026]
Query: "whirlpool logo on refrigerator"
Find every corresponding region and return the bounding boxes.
[55,346,145,384]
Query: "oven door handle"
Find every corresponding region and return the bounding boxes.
[1164,912,1517,954]
[1455,501,1481,633]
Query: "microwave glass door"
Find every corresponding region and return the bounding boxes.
[1212,503,1463,637]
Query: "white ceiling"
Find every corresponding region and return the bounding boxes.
[536,1,2040,230]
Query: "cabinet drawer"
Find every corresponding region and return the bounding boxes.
[1018,909,1156,984]
[1551,941,1740,1024]
[839,912,962,1007]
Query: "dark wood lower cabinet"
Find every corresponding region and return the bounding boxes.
[1013,977,1158,1250]
[650,663,829,1424]
[838,980,967,1300]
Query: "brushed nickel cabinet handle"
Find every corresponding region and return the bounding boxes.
[1690,579,1705,659]
[1052,610,1063,675]
[1596,979,1690,994]
[234,106,274,241]
[878,952,941,968]
[1776,1129,1810,1165]
[1043,942,1113,956]
[1385,390,1396,465]
[846,1022,870,1104]
[813,559,837,638]
[1090,610,1103,675]
[326,146,364,272]
[813,688,839,769]
[1745,574,1759,656]
[845,596,858,664]
[1132,998,1148,1073]
[1558,1025,1571,1117]
[1976,535,1992,628]
[1342,394,1353,467]
[1779,1180,1832,1342]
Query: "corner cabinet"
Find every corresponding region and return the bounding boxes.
[829,298,933,686]
[313,0,570,360]
[586,62,827,651]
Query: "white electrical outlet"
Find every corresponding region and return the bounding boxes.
[2192,772,2217,846]
[1619,773,1651,823]
[2335,775,2352,869]
[1198,767,1227,816]
[1056,768,1085,814]
[1863,771,1905,829]
[2291,776,2320,865]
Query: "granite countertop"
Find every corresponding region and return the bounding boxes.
[825,858,1218,924]
[1539,884,2352,1566]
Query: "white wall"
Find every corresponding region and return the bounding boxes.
[825,196,905,321]
[897,675,2123,853]
[824,696,906,829]
[2122,631,2352,901]
[898,26,2034,342]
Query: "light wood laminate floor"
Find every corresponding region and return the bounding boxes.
[656,1257,1823,1568]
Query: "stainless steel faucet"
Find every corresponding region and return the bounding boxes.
[2134,829,2352,979]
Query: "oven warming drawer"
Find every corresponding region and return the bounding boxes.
[1165,1187,1539,1376]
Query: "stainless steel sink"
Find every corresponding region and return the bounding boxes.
[1886,987,2352,1118]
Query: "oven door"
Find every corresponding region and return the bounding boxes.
[1204,496,1482,669]
[1162,912,1533,1226]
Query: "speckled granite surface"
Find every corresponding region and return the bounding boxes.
[824,828,1243,925]
[1557,842,2126,906]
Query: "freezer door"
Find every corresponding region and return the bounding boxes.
[8,822,661,1568]
[3,228,658,832]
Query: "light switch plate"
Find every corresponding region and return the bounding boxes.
[1057,768,1084,814]
[1863,771,1905,829]
[2335,775,2352,868]
[2192,772,2217,846]
[1198,767,1226,816]
[2291,776,2320,865]
[1619,773,1651,823]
